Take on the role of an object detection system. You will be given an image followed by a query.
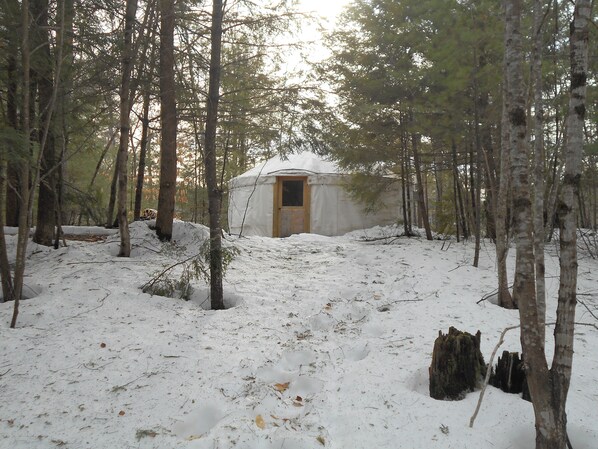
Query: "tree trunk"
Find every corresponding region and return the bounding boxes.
[544,0,563,243]
[204,0,225,310]
[400,125,411,236]
[91,128,117,188]
[551,1,592,447]
[411,132,432,240]
[32,0,56,247]
[5,0,20,228]
[106,157,119,227]
[481,97,498,243]
[133,12,158,222]
[116,0,138,257]
[11,0,32,328]
[531,0,546,346]
[53,0,74,248]
[472,62,483,266]
[496,96,514,309]
[505,1,562,447]
[0,152,15,302]
[452,138,468,239]
[134,90,152,221]
[156,0,177,240]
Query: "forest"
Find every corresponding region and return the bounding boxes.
[0,1,597,449]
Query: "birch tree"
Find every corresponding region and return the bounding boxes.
[505,0,592,447]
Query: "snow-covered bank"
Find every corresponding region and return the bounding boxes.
[1,222,597,449]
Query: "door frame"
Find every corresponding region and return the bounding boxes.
[272,176,310,237]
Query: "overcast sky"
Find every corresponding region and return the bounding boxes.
[295,0,351,23]
[282,0,352,69]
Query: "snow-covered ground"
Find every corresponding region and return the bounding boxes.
[1,221,597,449]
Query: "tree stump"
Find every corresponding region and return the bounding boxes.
[489,351,531,401]
[429,327,486,400]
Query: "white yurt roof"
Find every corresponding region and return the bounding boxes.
[236,152,341,179]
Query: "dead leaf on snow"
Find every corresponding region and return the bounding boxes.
[135,429,158,440]
[255,414,266,429]
[317,435,326,446]
[185,435,202,441]
[274,382,290,393]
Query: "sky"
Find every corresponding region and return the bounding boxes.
[296,0,351,23]
[289,0,354,66]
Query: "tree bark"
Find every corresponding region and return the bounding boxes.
[472,60,483,266]
[505,1,562,447]
[551,0,592,446]
[53,0,74,248]
[400,124,411,236]
[0,151,14,302]
[5,0,20,228]
[156,0,178,240]
[134,90,152,221]
[496,95,514,309]
[531,0,546,346]
[204,0,225,310]
[11,0,32,328]
[116,0,138,257]
[106,156,119,227]
[411,131,432,240]
[452,138,468,240]
[32,0,57,247]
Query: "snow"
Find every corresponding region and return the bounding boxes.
[1,221,597,449]
[235,152,341,179]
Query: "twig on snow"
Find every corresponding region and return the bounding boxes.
[578,299,598,321]
[449,264,467,272]
[65,259,139,265]
[60,292,110,321]
[470,320,598,428]
[111,371,160,393]
[470,324,520,428]
[359,234,403,243]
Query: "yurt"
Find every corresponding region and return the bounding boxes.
[227,152,402,237]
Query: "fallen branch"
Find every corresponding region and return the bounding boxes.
[449,264,468,272]
[469,324,520,428]
[578,299,598,321]
[359,234,405,243]
[477,283,514,304]
[65,260,139,265]
[470,320,598,428]
[111,371,160,393]
[141,253,201,292]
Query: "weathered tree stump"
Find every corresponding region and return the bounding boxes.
[429,327,486,400]
[490,351,531,401]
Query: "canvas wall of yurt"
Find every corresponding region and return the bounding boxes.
[227,152,402,237]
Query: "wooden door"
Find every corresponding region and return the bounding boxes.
[273,177,310,237]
